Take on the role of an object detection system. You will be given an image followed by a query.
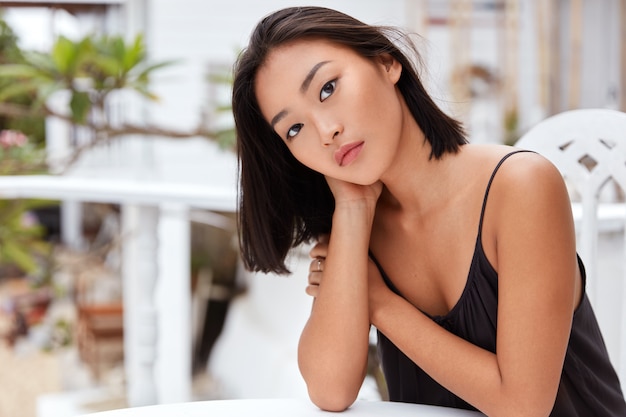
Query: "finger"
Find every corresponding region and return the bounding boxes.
[309,257,325,273]
[308,270,322,286]
[310,243,328,260]
[305,284,320,298]
[309,235,330,258]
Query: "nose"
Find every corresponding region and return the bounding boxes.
[314,115,343,147]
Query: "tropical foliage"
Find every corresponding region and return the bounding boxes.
[0,14,51,277]
[0,16,236,276]
[0,32,237,159]
[0,129,46,174]
[0,129,50,275]
[0,10,45,144]
[0,32,174,128]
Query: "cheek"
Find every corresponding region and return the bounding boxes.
[352,77,402,126]
[288,141,326,172]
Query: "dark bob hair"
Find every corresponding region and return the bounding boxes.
[233,6,466,274]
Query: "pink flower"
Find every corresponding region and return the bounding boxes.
[0,130,28,149]
[21,211,39,228]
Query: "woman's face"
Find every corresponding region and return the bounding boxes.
[255,39,404,185]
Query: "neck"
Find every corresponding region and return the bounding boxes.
[378,110,457,215]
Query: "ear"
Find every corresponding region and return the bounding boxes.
[378,54,402,84]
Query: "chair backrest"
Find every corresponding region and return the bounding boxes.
[515,108,626,385]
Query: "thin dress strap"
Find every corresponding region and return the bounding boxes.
[477,150,534,237]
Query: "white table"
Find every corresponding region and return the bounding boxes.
[80,398,484,416]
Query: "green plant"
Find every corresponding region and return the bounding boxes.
[0,32,231,168]
[0,11,45,144]
[0,33,174,125]
[503,107,519,146]
[0,129,51,276]
[0,11,22,65]
[0,198,50,275]
[207,69,236,150]
[0,129,46,174]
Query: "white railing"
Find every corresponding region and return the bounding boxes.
[0,175,236,406]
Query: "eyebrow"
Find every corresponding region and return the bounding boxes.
[270,60,331,129]
[270,110,288,129]
[300,60,331,93]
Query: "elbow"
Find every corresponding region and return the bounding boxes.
[307,385,358,412]
[297,335,367,412]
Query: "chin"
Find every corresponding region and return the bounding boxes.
[354,176,381,186]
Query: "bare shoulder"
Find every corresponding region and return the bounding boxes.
[480,146,574,237]
[491,148,566,201]
[464,145,577,279]
[460,144,564,193]
[457,143,573,236]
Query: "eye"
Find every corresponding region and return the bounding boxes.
[286,123,303,139]
[320,80,336,101]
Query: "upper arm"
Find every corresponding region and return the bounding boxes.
[490,152,578,407]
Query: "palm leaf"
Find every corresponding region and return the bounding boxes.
[123,34,146,72]
[0,79,38,101]
[69,90,91,123]
[1,240,39,273]
[133,59,178,83]
[51,36,75,74]
[0,63,43,79]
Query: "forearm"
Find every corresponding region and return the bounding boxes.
[298,203,374,410]
[372,296,560,417]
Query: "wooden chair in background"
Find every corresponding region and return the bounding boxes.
[73,257,124,381]
[76,302,124,380]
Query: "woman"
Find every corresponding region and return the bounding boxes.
[232,6,626,416]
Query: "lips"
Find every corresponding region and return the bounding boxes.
[334,141,364,166]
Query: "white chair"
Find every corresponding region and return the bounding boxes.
[515,108,626,385]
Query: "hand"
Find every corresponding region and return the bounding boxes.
[307,234,329,297]
[325,177,383,209]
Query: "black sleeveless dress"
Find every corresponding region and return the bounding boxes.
[371,151,626,416]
